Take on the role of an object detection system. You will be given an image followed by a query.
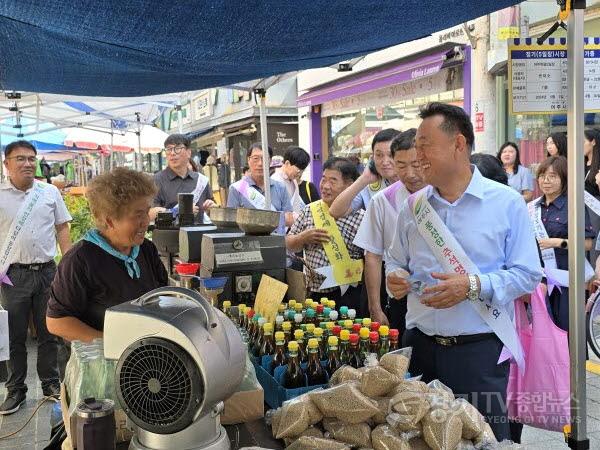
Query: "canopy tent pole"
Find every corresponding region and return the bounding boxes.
[567,1,589,449]
[0,126,4,183]
[135,112,142,171]
[255,88,271,208]
[110,123,115,170]
[177,104,183,134]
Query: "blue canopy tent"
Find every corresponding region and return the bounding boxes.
[1,1,592,448]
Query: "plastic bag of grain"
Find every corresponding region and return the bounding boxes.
[372,397,393,424]
[422,406,463,450]
[409,437,431,450]
[329,365,362,386]
[283,426,324,448]
[386,411,423,434]
[285,436,351,450]
[388,390,430,431]
[269,408,282,437]
[309,382,380,423]
[453,398,487,440]
[295,392,323,425]
[360,365,400,397]
[390,379,429,397]
[472,421,498,447]
[371,424,412,450]
[456,439,477,449]
[427,379,456,403]
[323,417,372,448]
[275,395,315,439]
[379,347,412,378]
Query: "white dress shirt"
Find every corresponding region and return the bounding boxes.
[0,180,72,264]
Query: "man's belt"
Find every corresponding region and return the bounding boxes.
[11,261,55,271]
[414,328,496,347]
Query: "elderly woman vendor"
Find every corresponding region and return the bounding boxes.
[46,168,168,342]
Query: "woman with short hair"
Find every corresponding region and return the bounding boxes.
[46,168,168,342]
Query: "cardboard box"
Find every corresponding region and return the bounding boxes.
[60,382,133,449]
[221,379,264,425]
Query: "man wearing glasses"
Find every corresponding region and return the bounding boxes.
[0,140,72,414]
[228,143,293,232]
[149,134,216,222]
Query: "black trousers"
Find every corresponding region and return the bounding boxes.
[0,263,60,395]
[403,327,510,441]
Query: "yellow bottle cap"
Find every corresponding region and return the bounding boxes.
[308,338,319,349]
[320,297,328,305]
[328,336,339,346]
[294,329,304,339]
[294,304,303,312]
[275,331,285,341]
[288,341,299,352]
[278,304,286,312]
[328,300,336,309]
[313,327,323,337]
[326,321,334,330]
[344,320,353,329]
[289,299,297,307]
[305,298,313,305]
[340,330,350,341]
[379,325,390,336]
[222,300,231,308]
[263,323,273,332]
[238,303,246,311]
[282,321,292,331]
[362,318,372,327]
[306,324,315,333]
[359,327,370,339]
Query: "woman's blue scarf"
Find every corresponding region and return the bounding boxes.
[83,229,141,279]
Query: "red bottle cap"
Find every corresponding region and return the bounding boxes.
[332,325,342,336]
[389,328,399,338]
[369,331,380,342]
[370,322,380,332]
[316,305,324,314]
[352,323,362,334]
[174,262,200,275]
[349,333,359,344]
[247,309,255,318]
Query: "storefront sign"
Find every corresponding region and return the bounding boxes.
[509,37,600,115]
[267,123,298,155]
[193,91,212,120]
[321,65,461,117]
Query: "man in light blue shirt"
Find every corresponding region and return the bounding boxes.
[386,103,542,441]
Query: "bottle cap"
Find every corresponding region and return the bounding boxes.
[252,315,260,323]
[289,299,297,307]
[348,309,356,319]
[389,328,400,338]
[288,310,296,320]
[313,327,323,336]
[379,325,390,336]
[294,329,304,339]
[306,308,316,318]
[319,322,328,330]
[354,319,363,324]
[258,317,267,326]
[349,333,359,344]
[263,322,273,332]
[222,300,231,308]
[294,313,303,323]
[326,322,334,330]
[247,309,255,318]
[306,323,315,333]
[343,320,353,329]
[332,325,342,336]
[305,298,313,305]
[369,331,379,342]
[323,307,331,317]
[282,321,292,331]
[359,327,370,339]
[362,318,371,327]
[329,311,339,321]
[352,323,362,334]
[371,322,381,332]
[339,306,349,316]
[316,305,324,314]
[275,331,285,341]
[320,297,329,305]
[288,341,299,352]
[340,330,350,341]
[328,336,339,347]
[278,304,286,312]
[294,303,303,312]
[307,338,319,349]
[238,303,247,311]
[328,300,336,309]
[275,315,284,324]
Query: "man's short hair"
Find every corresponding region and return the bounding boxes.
[4,140,37,158]
[322,157,359,183]
[419,102,474,152]
[164,134,190,148]
[283,146,310,170]
[371,128,401,151]
[470,153,508,185]
[390,129,417,157]
[247,142,273,160]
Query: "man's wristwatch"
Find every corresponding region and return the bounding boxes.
[467,274,480,301]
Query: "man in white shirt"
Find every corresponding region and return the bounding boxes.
[271,146,311,215]
[353,129,426,332]
[0,141,72,414]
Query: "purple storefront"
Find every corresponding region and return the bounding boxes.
[298,44,472,182]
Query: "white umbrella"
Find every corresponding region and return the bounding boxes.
[112,125,169,154]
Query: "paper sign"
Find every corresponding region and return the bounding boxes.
[253,275,288,322]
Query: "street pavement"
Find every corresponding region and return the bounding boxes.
[0,339,600,449]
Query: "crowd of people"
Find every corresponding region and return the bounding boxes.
[1,102,598,443]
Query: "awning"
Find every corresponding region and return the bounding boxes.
[0,1,520,97]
